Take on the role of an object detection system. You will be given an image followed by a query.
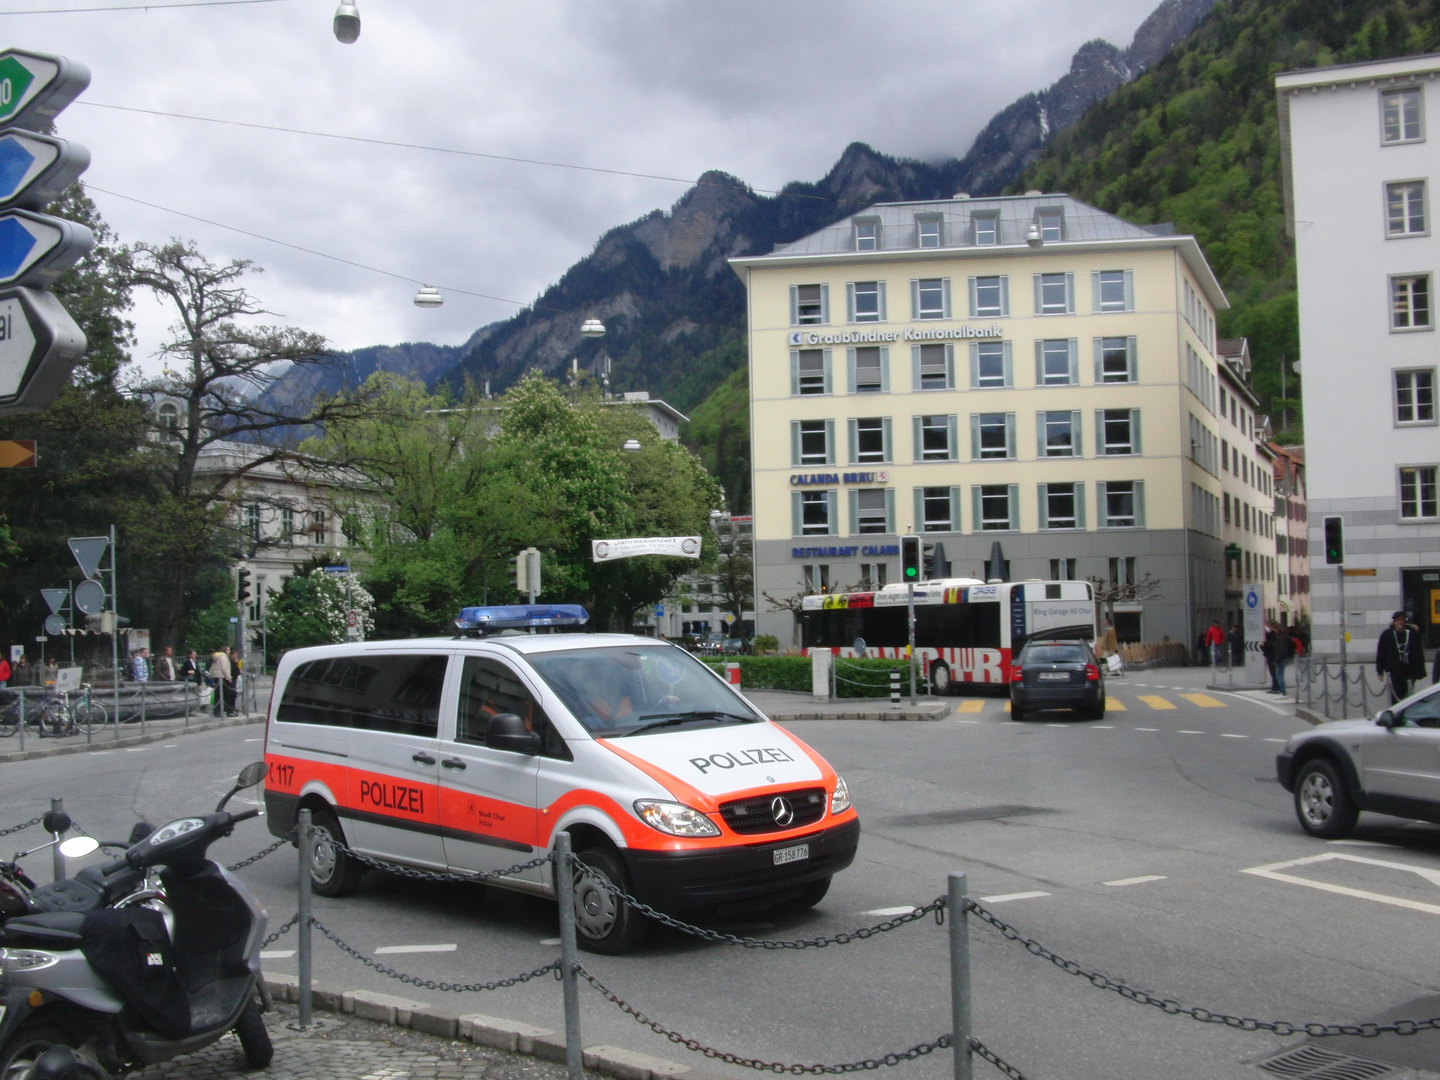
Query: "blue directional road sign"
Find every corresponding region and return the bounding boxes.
[0,286,85,416]
[0,131,88,210]
[0,209,92,289]
[0,51,89,133]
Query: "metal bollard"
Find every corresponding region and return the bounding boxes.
[949,872,972,1080]
[184,679,190,728]
[297,808,314,1029]
[890,669,900,707]
[50,797,65,882]
[554,831,584,1080]
[140,681,147,737]
[17,689,23,753]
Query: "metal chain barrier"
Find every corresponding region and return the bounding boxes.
[968,1038,1029,1080]
[310,916,559,993]
[967,898,1440,1039]
[227,828,297,872]
[0,815,43,839]
[576,964,953,1074]
[263,912,300,949]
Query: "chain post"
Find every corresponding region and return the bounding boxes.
[17,687,24,753]
[297,808,313,1029]
[554,832,584,1080]
[184,677,190,728]
[50,797,65,882]
[140,679,146,738]
[948,873,971,1080]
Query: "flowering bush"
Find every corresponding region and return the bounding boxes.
[264,568,376,663]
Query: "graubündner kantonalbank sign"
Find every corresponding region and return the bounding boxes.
[788,324,1002,346]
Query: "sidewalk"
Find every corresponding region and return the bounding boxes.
[742,688,952,721]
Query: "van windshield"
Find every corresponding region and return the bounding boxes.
[527,644,762,737]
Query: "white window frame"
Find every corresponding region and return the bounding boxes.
[1033,272,1075,315]
[793,490,839,537]
[973,483,1019,532]
[1094,336,1138,383]
[1092,269,1134,312]
[846,280,887,323]
[1035,208,1064,243]
[1381,87,1425,145]
[847,346,889,394]
[1096,408,1141,455]
[970,412,1016,461]
[972,214,999,246]
[1399,465,1439,520]
[790,283,830,326]
[913,414,959,463]
[1035,339,1079,385]
[970,341,1012,389]
[849,487,894,535]
[1395,367,1437,425]
[912,277,952,320]
[1038,482,1084,530]
[1391,273,1433,331]
[1386,179,1428,238]
[791,419,835,466]
[968,275,1010,318]
[791,348,833,395]
[853,219,880,251]
[912,343,955,391]
[848,416,892,464]
[915,485,961,533]
[916,216,943,248]
[1097,480,1146,528]
[1037,410,1082,458]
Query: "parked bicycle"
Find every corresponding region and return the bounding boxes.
[35,683,107,737]
[0,690,40,738]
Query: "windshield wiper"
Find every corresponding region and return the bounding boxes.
[623,710,759,736]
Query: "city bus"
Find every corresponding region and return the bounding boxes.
[799,578,1096,694]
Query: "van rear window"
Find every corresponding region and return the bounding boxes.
[277,653,447,737]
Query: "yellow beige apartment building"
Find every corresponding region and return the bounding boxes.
[729,193,1232,648]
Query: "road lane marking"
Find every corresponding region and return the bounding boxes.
[1242,852,1440,915]
[953,719,980,724]
[1177,730,1206,735]
[980,891,1050,903]
[244,738,262,742]
[1134,727,1159,732]
[1138,695,1175,710]
[956,700,985,713]
[1092,725,1114,729]
[1212,689,1292,716]
[1180,693,1226,708]
[1219,734,1249,739]
[1263,738,1287,743]
[124,748,144,752]
[1003,701,1011,712]
[1105,697,1126,711]
[862,906,919,917]
[1103,875,1166,887]
[539,938,561,946]
[374,944,458,954]
[1328,839,1395,846]
[260,950,295,959]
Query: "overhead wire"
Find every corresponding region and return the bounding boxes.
[0,0,289,13]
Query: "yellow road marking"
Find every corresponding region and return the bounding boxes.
[1180,693,1226,708]
[956,699,985,713]
[1105,697,1126,711]
[1138,695,1176,710]
[1003,701,1012,712]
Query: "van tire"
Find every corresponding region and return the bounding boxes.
[572,846,648,955]
[308,807,364,898]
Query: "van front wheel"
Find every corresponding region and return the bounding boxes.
[308,807,365,898]
[572,846,648,955]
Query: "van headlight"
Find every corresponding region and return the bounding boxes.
[633,800,721,838]
[830,776,852,815]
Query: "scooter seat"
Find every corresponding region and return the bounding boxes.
[3,910,86,944]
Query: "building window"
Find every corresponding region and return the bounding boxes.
[1039,410,1080,457]
[791,284,829,325]
[1049,558,1077,580]
[1396,368,1437,423]
[156,402,180,440]
[972,412,1014,460]
[916,414,957,462]
[1387,180,1427,236]
[1036,339,1077,385]
[1391,274,1432,329]
[850,346,886,393]
[913,278,950,320]
[854,219,879,251]
[1100,481,1144,528]
[1034,272,1074,315]
[916,217,942,248]
[969,275,1008,318]
[847,281,886,323]
[850,417,890,463]
[920,486,957,532]
[971,341,1010,388]
[853,488,891,534]
[1096,336,1136,383]
[1040,482,1082,530]
[1093,270,1133,311]
[245,504,261,542]
[1098,408,1140,455]
[1109,556,1136,588]
[793,419,833,465]
[1224,492,1232,523]
[977,484,1016,531]
[795,491,836,537]
[792,348,830,395]
[1400,465,1439,519]
[802,564,831,593]
[281,506,295,544]
[972,214,998,245]
[1036,209,1064,242]
[1382,87,1424,144]
[913,343,954,390]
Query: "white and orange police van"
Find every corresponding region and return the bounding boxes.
[264,604,859,952]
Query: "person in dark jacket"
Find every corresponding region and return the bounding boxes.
[1263,621,1295,695]
[1377,610,1427,703]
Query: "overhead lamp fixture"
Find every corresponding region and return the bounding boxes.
[622,439,642,453]
[334,0,360,43]
[580,318,606,338]
[413,285,443,308]
[1025,223,1043,247]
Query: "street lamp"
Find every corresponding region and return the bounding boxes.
[413,285,443,308]
[580,319,610,396]
[334,0,360,43]
[622,438,642,453]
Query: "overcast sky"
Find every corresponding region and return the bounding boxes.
[3,0,1162,377]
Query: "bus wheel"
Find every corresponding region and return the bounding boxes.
[929,662,953,696]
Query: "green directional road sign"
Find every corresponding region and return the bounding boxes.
[0,287,85,416]
[0,51,89,132]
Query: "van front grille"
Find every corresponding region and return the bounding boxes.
[719,788,827,835]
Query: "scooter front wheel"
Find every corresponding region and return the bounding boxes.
[235,996,272,1068]
[0,1020,85,1080]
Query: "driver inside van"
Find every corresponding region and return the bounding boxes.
[560,656,643,730]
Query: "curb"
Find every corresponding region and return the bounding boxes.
[262,974,696,1080]
[769,706,949,721]
[0,713,265,763]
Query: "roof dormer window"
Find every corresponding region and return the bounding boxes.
[916,216,942,248]
[853,219,880,251]
[1036,208,1064,243]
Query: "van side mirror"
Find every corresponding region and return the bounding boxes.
[1377,710,1397,729]
[487,712,540,755]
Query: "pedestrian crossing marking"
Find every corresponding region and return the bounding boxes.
[1180,693,1226,708]
[1105,697,1126,711]
[1137,695,1176,710]
[956,700,985,713]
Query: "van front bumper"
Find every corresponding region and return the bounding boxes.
[624,816,860,913]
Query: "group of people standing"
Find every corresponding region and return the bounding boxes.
[128,645,244,716]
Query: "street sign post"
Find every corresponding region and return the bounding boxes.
[0,439,35,467]
[0,51,90,131]
[0,208,91,288]
[0,131,88,208]
[0,287,84,413]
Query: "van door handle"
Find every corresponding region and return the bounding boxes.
[412,753,436,765]
[441,758,466,770]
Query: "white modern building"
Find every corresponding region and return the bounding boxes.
[1278,55,1440,655]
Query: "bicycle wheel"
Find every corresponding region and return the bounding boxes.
[38,703,70,737]
[0,706,17,737]
[74,702,107,734]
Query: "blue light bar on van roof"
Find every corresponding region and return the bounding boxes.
[455,604,590,631]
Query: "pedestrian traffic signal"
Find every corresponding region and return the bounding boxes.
[1323,516,1344,565]
[901,535,920,583]
[237,568,251,603]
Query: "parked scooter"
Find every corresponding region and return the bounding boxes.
[0,763,273,1079]
[0,814,152,922]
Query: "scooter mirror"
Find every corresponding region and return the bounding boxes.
[42,810,72,835]
[58,835,100,859]
[237,761,267,789]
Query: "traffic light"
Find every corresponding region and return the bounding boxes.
[515,547,541,596]
[1323,516,1344,565]
[901,535,920,583]
[237,568,251,604]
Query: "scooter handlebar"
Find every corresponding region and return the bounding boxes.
[230,808,261,823]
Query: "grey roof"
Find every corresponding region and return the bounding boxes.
[762,194,1164,259]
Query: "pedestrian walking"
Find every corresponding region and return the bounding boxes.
[0,654,12,689]
[209,647,234,716]
[1376,610,1426,703]
[1263,621,1294,695]
[129,648,149,682]
[1229,622,1243,666]
[155,646,176,682]
[1203,621,1226,667]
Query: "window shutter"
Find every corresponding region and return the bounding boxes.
[1038,484,1049,529]
[910,280,920,321]
[968,277,978,318]
[913,416,924,463]
[971,486,982,532]
[969,342,980,388]
[1065,272,1075,314]
[1127,336,1138,382]
[1033,340,1044,385]
[882,417,893,462]
[1075,482,1086,529]
[969,414,980,460]
[1005,413,1017,458]
[1007,484,1020,530]
[1092,338,1102,383]
[1032,274,1042,315]
[822,349,833,395]
[789,285,799,326]
[1134,481,1146,527]
[791,491,802,536]
[1036,411,1048,458]
[846,418,858,464]
[1131,409,1142,455]
[790,351,800,396]
[1094,409,1106,456]
[824,419,836,465]
[819,284,830,324]
[911,345,922,391]
[885,488,896,533]
[790,420,801,466]
[879,346,890,392]
[846,282,856,324]
[1123,270,1134,311]
[1002,341,1013,386]
[1071,410,1083,457]
[876,281,887,322]
[949,487,962,533]
[1096,481,1109,525]
[826,489,838,534]
[1090,271,1101,313]
[847,489,859,535]
[944,343,955,388]
[999,276,1010,316]
[846,348,857,394]
[1067,339,1079,384]
[914,487,925,535]
[946,415,958,461]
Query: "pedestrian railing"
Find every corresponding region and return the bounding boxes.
[1293,657,1391,719]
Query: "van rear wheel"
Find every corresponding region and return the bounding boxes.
[308,807,364,898]
[572,846,648,955]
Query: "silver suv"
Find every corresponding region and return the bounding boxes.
[1276,681,1440,837]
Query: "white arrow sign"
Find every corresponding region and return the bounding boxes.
[0,287,85,414]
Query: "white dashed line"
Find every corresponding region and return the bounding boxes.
[953,719,980,724]
[1103,875,1166,887]
[244,738,262,742]
[1177,730,1205,735]
[862,906,919,917]
[1091,725,1114,729]
[1263,738,1287,743]
[163,743,178,748]
[260,950,295,959]
[1219,734,1249,739]
[979,891,1050,903]
[374,944,457,955]
[1327,839,1395,847]
[1134,727,1159,732]
[124,748,145,752]
[539,937,561,946]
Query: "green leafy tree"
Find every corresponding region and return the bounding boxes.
[263,566,375,663]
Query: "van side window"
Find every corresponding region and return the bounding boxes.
[277,653,446,737]
[457,656,570,759]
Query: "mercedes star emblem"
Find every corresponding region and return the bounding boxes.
[771,796,795,827]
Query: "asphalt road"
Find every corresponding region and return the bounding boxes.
[5,668,1440,1080]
